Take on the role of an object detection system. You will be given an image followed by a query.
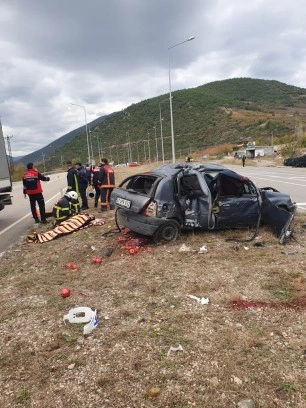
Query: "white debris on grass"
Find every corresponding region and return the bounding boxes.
[178,244,195,252]
[188,295,210,305]
[198,245,208,253]
[63,307,98,335]
[167,344,184,357]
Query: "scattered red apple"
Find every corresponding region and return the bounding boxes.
[92,257,103,264]
[129,246,140,255]
[71,264,78,270]
[65,262,72,269]
[61,288,71,298]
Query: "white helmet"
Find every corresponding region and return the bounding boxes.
[65,191,78,200]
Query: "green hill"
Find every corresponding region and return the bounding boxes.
[19,78,306,171]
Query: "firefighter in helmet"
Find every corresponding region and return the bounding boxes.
[52,191,80,223]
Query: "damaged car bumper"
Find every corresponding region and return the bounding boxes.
[117,208,168,237]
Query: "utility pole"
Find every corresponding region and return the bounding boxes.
[116,144,119,164]
[97,135,102,159]
[136,141,140,163]
[6,135,14,173]
[126,130,132,163]
[109,144,113,161]
[147,133,151,162]
[42,153,46,173]
[143,139,147,161]
[153,124,159,163]
[159,97,168,164]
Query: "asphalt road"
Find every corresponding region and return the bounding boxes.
[0,172,67,255]
[0,166,305,255]
[226,164,306,212]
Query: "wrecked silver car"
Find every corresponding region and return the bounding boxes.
[110,164,296,244]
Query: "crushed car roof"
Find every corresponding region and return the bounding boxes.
[152,162,226,176]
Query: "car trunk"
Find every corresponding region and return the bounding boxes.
[110,174,161,214]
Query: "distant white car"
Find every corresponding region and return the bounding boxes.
[114,163,127,168]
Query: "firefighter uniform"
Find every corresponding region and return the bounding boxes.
[91,165,101,208]
[53,196,72,222]
[67,165,79,194]
[22,164,50,223]
[98,161,116,211]
[52,193,80,223]
[75,163,89,210]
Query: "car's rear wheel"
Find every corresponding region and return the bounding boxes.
[153,220,180,243]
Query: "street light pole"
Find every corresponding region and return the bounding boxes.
[143,139,147,161]
[89,131,94,164]
[6,135,14,173]
[97,135,101,158]
[147,132,151,162]
[70,103,91,164]
[168,36,195,163]
[109,144,113,161]
[159,97,168,164]
[42,153,46,173]
[93,133,101,159]
[153,124,159,163]
[136,141,140,163]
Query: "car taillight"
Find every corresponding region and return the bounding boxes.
[142,200,157,217]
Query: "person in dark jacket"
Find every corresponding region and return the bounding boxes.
[22,163,50,223]
[98,158,116,211]
[52,191,79,223]
[91,165,101,208]
[75,162,89,210]
[66,161,79,194]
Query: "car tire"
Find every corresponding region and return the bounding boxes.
[153,220,180,243]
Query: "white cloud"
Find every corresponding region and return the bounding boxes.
[1,0,306,156]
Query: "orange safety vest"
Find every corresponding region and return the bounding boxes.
[22,169,43,194]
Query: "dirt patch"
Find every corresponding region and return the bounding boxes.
[0,164,305,408]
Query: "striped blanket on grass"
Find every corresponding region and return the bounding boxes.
[27,213,100,243]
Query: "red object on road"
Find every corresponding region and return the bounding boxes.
[92,257,103,264]
[61,288,71,298]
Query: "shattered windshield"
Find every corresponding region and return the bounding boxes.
[120,175,159,196]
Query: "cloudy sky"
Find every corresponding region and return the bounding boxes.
[1,0,306,156]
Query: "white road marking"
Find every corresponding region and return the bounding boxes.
[249,176,306,187]
[296,202,306,211]
[0,191,61,237]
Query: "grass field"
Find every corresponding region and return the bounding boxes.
[0,162,305,408]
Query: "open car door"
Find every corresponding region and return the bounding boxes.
[261,195,295,244]
[177,170,215,229]
[212,170,261,229]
